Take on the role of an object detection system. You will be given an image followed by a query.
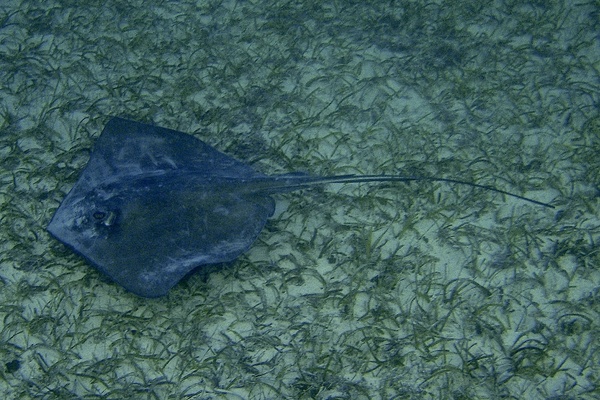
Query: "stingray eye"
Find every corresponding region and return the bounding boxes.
[93,210,117,226]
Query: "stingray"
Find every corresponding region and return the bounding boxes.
[47,117,553,297]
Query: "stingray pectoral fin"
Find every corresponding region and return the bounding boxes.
[74,187,274,297]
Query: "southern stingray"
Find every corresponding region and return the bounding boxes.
[47,117,553,297]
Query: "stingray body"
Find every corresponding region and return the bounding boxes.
[47,117,552,297]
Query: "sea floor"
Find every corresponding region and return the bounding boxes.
[0,0,598,398]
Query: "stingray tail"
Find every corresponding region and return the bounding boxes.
[262,173,555,208]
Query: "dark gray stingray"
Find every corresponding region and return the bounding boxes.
[47,117,553,297]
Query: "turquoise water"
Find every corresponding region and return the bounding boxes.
[0,0,598,398]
